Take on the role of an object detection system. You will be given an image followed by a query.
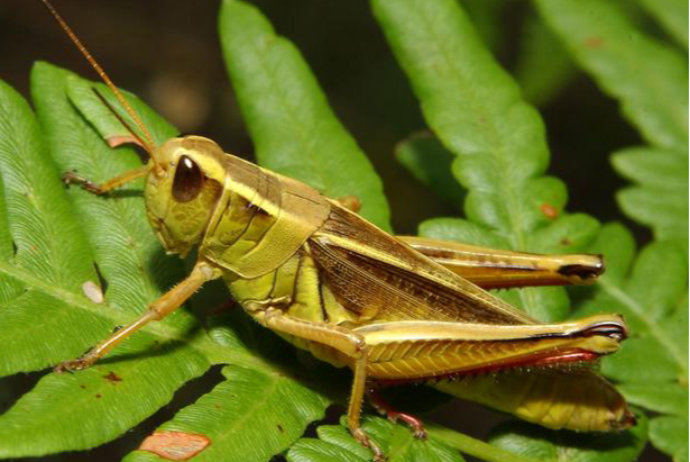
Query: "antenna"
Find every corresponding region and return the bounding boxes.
[40,0,160,164]
[93,89,148,150]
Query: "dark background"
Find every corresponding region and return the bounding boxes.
[0,0,663,461]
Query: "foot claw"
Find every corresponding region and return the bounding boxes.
[62,171,102,195]
[352,428,386,461]
[412,427,428,440]
[54,359,90,373]
[61,170,81,186]
[368,389,427,440]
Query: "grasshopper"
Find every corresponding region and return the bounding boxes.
[41,1,634,460]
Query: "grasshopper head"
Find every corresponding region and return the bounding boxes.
[145,136,226,257]
[39,0,226,258]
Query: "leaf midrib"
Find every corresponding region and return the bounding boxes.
[537,0,688,151]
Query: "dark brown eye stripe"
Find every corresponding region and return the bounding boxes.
[172,155,204,202]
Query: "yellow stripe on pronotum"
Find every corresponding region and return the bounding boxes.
[40,1,634,460]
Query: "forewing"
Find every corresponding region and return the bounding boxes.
[309,204,535,325]
[399,235,604,289]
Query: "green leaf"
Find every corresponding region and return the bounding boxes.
[288,424,373,462]
[288,417,467,462]
[0,81,92,320]
[514,12,578,107]
[489,414,648,462]
[577,223,689,459]
[459,0,505,52]
[123,364,328,462]
[535,0,688,153]
[395,134,465,207]
[649,416,689,462]
[0,88,35,306]
[611,147,689,246]
[0,66,203,456]
[218,0,390,231]
[372,0,600,321]
[637,0,689,49]
[122,310,330,462]
[535,0,689,249]
[425,424,539,462]
[579,226,688,381]
[618,383,688,418]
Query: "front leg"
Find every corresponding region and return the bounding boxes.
[56,261,220,372]
[63,165,150,195]
[257,308,385,462]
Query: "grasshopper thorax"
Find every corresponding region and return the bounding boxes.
[145,136,226,257]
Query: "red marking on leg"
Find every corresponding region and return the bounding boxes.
[529,350,599,366]
[392,412,427,439]
[368,389,427,439]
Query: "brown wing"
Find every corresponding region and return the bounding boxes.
[309,203,536,325]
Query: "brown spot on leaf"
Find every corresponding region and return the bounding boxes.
[540,203,559,219]
[277,424,284,433]
[79,384,87,390]
[561,238,572,246]
[139,431,211,461]
[95,394,102,399]
[103,371,123,383]
[584,37,603,48]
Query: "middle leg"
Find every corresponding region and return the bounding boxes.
[257,308,384,461]
[367,383,428,439]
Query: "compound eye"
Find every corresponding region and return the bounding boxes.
[172,155,204,202]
